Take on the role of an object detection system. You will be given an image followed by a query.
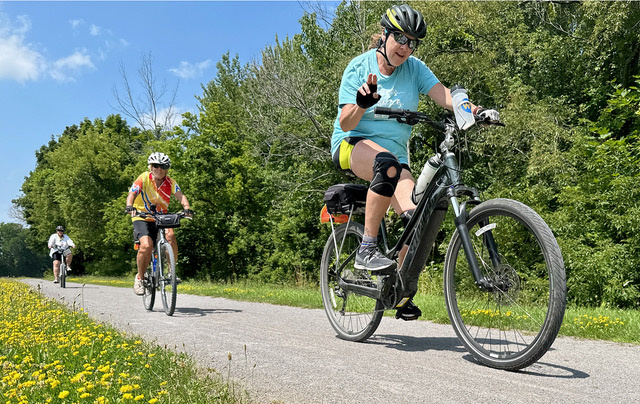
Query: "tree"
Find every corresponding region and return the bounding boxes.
[112,52,180,140]
[0,222,48,277]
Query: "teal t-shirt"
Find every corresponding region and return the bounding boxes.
[331,49,440,165]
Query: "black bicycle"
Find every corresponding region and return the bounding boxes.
[320,107,566,370]
[134,206,190,316]
[53,246,69,288]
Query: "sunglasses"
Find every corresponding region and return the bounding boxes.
[392,32,420,50]
[151,163,169,169]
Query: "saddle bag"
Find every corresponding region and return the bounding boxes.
[156,214,181,228]
[323,183,368,215]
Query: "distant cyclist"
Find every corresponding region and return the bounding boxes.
[126,152,193,295]
[330,4,499,320]
[47,225,75,283]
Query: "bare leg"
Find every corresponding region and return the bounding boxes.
[53,261,60,280]
[350,140,397,238]
[136,236,153,279]
[165,228,178,261]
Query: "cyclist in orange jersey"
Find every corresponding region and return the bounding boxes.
[126,152,193,295]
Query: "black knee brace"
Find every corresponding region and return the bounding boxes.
[370,152,401,197]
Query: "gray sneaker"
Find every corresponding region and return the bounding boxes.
[354,246,397,273]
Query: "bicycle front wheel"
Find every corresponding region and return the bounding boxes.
[142,269,155,311]
[444,198,566,370]
[158,241,177,316]
[60,263,66,288]
[320,222,384,342]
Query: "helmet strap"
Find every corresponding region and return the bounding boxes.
[376,31,397,68]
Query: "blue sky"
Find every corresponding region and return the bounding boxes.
[0,1,335,224]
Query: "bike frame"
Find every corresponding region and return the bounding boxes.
[337,116,503,306]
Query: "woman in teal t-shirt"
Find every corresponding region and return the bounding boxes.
[331,4,499,321]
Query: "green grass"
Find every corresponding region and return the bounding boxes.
[0,279,250,403]
[59,274,640,345]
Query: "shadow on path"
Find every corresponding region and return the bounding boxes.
[171,307,242,317]
[367,334,466,353]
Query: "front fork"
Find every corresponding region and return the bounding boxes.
[449,192,501,292]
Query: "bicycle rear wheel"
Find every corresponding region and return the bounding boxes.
[444,198,566,370]
[142,269,155,311]
[158,241,177,316]
[320,222,384,342]
[60,263,66,288]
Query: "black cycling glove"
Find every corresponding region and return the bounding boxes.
[183,209,195,216]
[125,205,136,213]
[356,83,379,109]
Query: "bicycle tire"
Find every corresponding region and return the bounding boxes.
[444,198,566,370]
[60,262,66,288]
[320,222,384,342]
[142,268,155,311]
[159,241,177,316]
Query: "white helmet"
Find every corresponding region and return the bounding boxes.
[148,152,171,168]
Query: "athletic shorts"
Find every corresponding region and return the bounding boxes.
[133,220,158,246]
[332,136,411,174]
[51,249,71,262]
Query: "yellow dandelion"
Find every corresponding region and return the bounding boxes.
[59,390,70,399]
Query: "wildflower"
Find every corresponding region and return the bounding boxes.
[59,390,70,399]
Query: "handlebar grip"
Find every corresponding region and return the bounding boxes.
[374,106,405,116]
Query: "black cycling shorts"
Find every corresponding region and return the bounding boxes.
[133,220,158,246]
[51,252,63,262]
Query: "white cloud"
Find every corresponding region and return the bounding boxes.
[0,13,44,82]
[54,49,94,70]
[49,49,95,81]
[0,12,101,83]
[138,106,187,131]
[69,18,84,29]
[89,24,100,36]
[169,59,212,79]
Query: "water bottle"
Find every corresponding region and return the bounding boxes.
[412,154,442,204]
[451,84,475,130]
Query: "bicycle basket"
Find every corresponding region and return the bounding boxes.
[323,184,368,215]
[156,214,181,228]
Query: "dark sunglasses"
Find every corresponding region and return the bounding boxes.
[151,163,169,169]
[392,32,420,50]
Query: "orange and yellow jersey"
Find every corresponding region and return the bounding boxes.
[129,172,181,222]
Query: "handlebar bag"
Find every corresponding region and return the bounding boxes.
[323,184,368,215]
[156,214,181,228]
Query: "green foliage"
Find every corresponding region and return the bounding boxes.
[0,223,48,277]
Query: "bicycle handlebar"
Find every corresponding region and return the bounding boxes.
[374,107,504,129]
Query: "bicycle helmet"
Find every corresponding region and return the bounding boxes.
[380,4,427,40]
[56,225,65,232]
[148,152,171,168]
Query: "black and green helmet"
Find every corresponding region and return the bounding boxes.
[380,4,427,40]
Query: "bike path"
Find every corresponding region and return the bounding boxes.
[22,279,640,403]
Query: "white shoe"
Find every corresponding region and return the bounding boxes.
[53,278,59,284]
[133,275,144,295]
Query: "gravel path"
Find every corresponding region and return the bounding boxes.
[22,278,640,403]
